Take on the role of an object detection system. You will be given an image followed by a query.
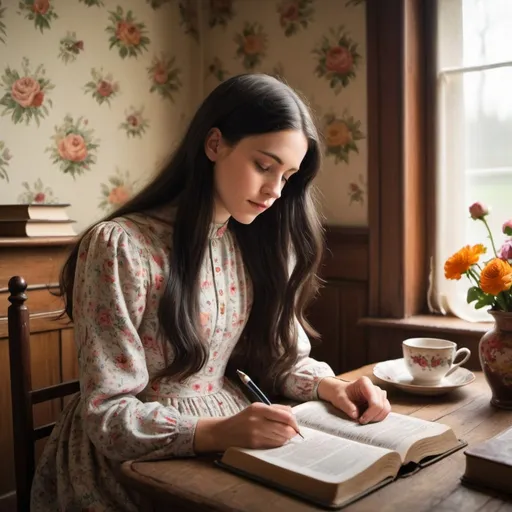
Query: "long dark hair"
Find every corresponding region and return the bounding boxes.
[59,74,324,393]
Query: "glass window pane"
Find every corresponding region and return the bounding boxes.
[462,0,512,67]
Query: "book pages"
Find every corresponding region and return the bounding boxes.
[238,426,395,483]
[293,402,450,460]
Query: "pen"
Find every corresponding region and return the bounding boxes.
[236,369,305,440]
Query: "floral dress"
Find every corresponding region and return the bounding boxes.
[30,207,335,511]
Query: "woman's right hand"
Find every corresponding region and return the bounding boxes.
[194,403,300,453]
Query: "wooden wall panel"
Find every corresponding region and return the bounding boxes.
[339,282,369,372]
[0,286,63,318]
[307,227,369,375]
[0,237,75,508]
[308,285,341,373]
[0,244,71,289]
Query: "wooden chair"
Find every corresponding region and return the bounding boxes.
[7,276,80,512]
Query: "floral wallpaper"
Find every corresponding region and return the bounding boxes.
[0,0,200,231]
[201,0,368,225]
[0,0,367,230]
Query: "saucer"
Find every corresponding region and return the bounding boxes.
[373,358,476,396]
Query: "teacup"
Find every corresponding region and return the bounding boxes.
[402,337,471,384]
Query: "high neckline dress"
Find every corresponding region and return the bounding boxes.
[30,207,335,511]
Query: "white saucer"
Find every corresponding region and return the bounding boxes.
[373,358,476,396]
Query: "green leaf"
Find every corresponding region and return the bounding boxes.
[12,108,22,124]
[474,294,494,309]
[466,286,481,304]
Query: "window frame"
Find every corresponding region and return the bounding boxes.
[366,0,437,319]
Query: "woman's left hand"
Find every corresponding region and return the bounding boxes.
[317,376,391,424]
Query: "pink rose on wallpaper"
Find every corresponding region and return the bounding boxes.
[235,22,267,70]
[58,134,88,162]
[116,21,141,46]
[18,0,57,33]
[119,106,150,138]
[31,91,44,107]
[32,0,50,15]
[84,68,119,106]
[279,1,299,25]
[11,77,41,108]
[278,0,313,37]
[313,26,361,94]
[45,114,100,178]
[153,64,168,85]
[99,168,136,211]
[148,55,182,101]
[18,179,58,204]
[108,186,130,206]
[107,7,150,59]
[326,46,353,74]
[243,34,264,55]
[97,80,113,97]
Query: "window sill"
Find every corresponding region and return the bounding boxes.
[359,314,493,336]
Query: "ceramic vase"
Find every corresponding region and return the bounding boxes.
[479,311,512,409]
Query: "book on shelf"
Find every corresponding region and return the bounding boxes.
[461,426,512,496]
[217,401,466,509]
[0,219,76,237]
[0,203,70,221]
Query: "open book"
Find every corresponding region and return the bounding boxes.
[217,401,465,509]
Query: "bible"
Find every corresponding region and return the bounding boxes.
[461,426,512,495]
[217,401,465,509]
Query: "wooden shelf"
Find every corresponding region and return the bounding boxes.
[0,236,77,247]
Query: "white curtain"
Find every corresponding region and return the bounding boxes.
[430,0,512,322]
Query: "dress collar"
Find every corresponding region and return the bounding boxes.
[209,219,229,240]
[144,203,229,240]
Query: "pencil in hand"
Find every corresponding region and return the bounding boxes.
[236,369,305,440]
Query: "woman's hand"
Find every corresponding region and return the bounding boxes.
[318,376,391,424]
[194,402,300,453]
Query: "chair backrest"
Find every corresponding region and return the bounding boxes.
[7,275,80,512]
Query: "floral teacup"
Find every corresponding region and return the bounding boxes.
[402,338,471,384]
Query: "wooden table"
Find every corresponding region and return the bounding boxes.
[121,365,512,511]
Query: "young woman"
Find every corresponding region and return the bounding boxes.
[31,74,391,511]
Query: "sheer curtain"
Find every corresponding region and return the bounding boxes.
[431,0,512,322]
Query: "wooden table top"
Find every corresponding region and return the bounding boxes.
[121,365,512,512]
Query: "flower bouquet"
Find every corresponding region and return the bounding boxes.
[444,202,512,409]
[444,202,512,312]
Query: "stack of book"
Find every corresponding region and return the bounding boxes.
[0,203,76,237]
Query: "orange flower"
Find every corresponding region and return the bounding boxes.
[444,244,486,280]
[480,258,512,296]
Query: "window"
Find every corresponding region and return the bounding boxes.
[434,0,512,322]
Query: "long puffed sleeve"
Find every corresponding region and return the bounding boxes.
[279,320,336,402]
[73,222,198,461]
